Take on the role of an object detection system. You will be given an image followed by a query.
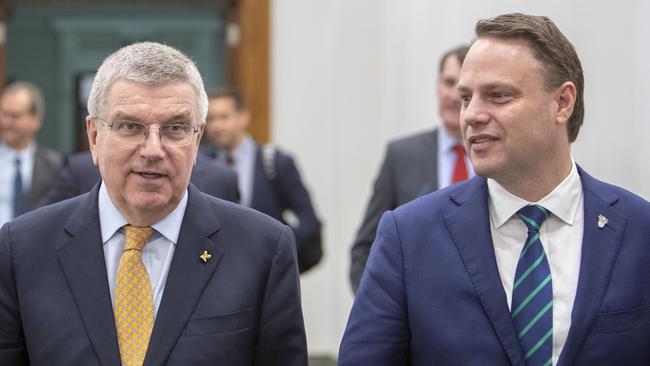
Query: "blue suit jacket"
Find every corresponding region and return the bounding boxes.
[0,184,307,365]
[43,151,240,205]
[339,167,650,365]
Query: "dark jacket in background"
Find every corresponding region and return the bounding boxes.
[29,145,64,210]
[350,129,438,291]
[201,144,323,273]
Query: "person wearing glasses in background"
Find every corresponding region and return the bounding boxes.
[0,42,307,366]
[0,81,63,226]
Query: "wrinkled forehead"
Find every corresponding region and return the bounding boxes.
[104,80,200,119]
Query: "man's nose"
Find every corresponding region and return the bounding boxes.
[140,127,165,158]
[462,98,489,126]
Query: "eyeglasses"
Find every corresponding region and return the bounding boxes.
[93,117,200,146]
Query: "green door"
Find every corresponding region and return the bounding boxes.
[7,4,227,152]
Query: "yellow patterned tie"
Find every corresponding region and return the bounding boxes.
[115,225,155,366]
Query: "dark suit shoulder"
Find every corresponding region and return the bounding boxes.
[202,191,287,233]
[386,129,437,155]
[37,145,64,166]
[3,193,91,252]
[578,167,650,217]
[67,151,94,166]
[392,176,485,222]
[191,189,291,249]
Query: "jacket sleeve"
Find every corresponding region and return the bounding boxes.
[349,145,397,293]
[339,211,409,365]
[273,153,322,258]
[254,226,308,365]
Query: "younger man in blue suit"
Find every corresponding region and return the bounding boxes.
[339,13,650,366]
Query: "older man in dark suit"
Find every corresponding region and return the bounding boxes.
[0,42,307,365]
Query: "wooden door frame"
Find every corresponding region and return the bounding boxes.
[227,0,269,143]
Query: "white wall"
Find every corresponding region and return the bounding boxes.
[271,0,650,357]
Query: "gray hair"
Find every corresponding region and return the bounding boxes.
[3,81,45,119]
[87,42,208,124]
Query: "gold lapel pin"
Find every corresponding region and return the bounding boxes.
[597,214,608,229]
[200,250,212,263]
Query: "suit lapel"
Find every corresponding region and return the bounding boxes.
[144,185,223,366]
[444,178,526,366]
[56,186,121,365]
[557,168,626,366]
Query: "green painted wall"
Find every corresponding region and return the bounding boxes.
[7,4,227,152]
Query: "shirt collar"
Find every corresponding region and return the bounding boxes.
[232,135,256,162]
[0,142,36,160]
[98,181,189,244]
[487,160,583,228]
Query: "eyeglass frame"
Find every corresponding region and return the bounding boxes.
[91,116,201,146]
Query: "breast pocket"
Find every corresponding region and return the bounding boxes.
[598,304,650,334]
[182,308,255,336]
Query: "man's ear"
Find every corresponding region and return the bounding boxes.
[193,123,206,165]
[86,116,100,166]
[555,81,577,125]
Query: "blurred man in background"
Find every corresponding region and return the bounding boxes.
[202,87,323,273]
[0,81,63,225]
[349,45,473,292]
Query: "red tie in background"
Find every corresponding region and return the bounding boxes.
[452,144,468,183]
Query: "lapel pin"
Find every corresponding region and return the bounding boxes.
[597,214,608,229]
[200,250,212,263]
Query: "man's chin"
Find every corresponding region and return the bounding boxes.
[128,192,177,211]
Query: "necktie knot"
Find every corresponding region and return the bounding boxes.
[123,225,154,252]
[516,205,550,233]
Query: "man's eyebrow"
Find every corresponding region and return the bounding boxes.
[165,112,193,123]
[457,85,471,94]
[110,111,138,121]
[109,111,193,123]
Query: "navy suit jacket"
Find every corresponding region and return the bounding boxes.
[0,184,307,365]
[339,167,650,365]
[43,151,239,205]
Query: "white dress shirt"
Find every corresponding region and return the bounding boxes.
[217,135,256,207]
[98,181,188,317]
[488,162,584,366]
[0,142,36,225]
[437,126,474,188]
